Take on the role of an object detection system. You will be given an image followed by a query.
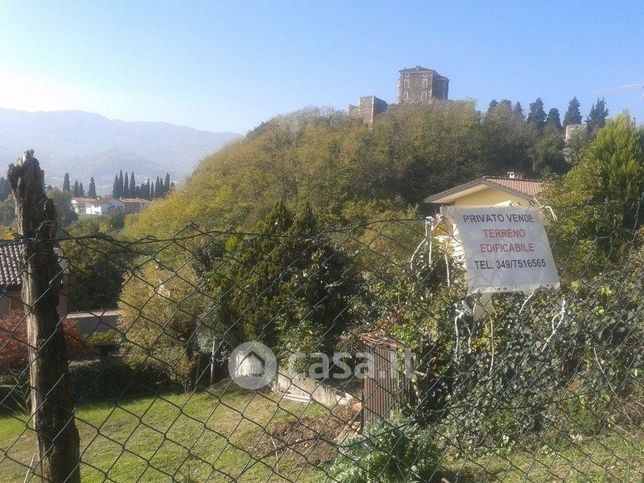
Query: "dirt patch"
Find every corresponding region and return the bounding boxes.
[251,406,360,468]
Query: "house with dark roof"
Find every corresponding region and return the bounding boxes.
[424,174,542,208]
[0,241,68,317]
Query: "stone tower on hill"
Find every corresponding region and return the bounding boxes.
[348,96,388,128]
[398,66,449,105]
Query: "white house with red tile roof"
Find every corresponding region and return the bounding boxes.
[424,175,542,207]
[72,197,125,215]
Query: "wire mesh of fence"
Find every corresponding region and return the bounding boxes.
[0,199,642,482]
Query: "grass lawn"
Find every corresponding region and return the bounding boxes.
[444,432,643,481]
[1,386,640,482]
[0,385,343,482]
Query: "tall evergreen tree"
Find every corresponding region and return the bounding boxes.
[112,175,120,198]
[208,201,356,353]
[527,98,547,132]
[545,108,562,132]
[123,172,130,198]
[118,170,124,198]
[88,177,97,198]
[498,99,512,111]
[63,173,71,192]
[586,98,609,135]
[563,97,582,127]
[513,102,524,120]
[73,180,80,197]
[130,172,136,197]
[79,182,85,197]
[155,177,162,198]
[487,100,499,113]
[165,173,170,192]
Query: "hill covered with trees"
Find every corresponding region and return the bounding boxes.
[128,100,573,238]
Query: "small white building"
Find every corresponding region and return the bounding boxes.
[71,197,125,215]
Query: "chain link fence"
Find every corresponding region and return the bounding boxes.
[0,199,642,481]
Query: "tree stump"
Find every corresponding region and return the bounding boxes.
[7,150,80,482]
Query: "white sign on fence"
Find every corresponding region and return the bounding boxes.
[442,206,559,294]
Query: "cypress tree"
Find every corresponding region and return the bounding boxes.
[79,182,85,197]
[88,177,97,198]
[165,173,170,192]
[73,181,80,197]
[63,173,71,192]
[113,174,120,198]
[545,108,562,132]
[118,170,124,197]
[586,98,609,135]
[563,97,582,127]
[130,172,136,197]
[513,102,524,120]
[527,98,547,132]
[123,172,130,198]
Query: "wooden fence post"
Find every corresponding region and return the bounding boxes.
[7,150,80,482]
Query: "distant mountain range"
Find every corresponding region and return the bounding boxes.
[0,108,241,193]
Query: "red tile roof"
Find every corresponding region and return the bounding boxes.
[485,177,543,197]
[424,176,543,204]
[0,242,68,290]
[0,241,24,290]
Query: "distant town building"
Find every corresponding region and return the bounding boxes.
[72,197,124,215]
[120,198,151,214]
[398,66,449,105]
[72,196,151,215]
[348,96,388,128]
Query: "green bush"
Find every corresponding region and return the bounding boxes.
[1,362,182,414]
[330,413,440,482]
[69,361,180,403]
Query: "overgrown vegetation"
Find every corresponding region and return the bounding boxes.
[126,101,570,239]
[330,413,440,482]
[1,101,641,480]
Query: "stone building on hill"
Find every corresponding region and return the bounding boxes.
[348,96,388,128]
[398,66,449,105]
[348,66,449,127]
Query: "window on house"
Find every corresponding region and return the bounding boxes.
[422,78,428,88]
[403,79,410,88]
[404,91,409,100]
[421,91,427,101]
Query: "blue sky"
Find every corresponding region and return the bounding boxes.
[0,1,642,134]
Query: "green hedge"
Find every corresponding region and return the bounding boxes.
[1,361,182,414]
